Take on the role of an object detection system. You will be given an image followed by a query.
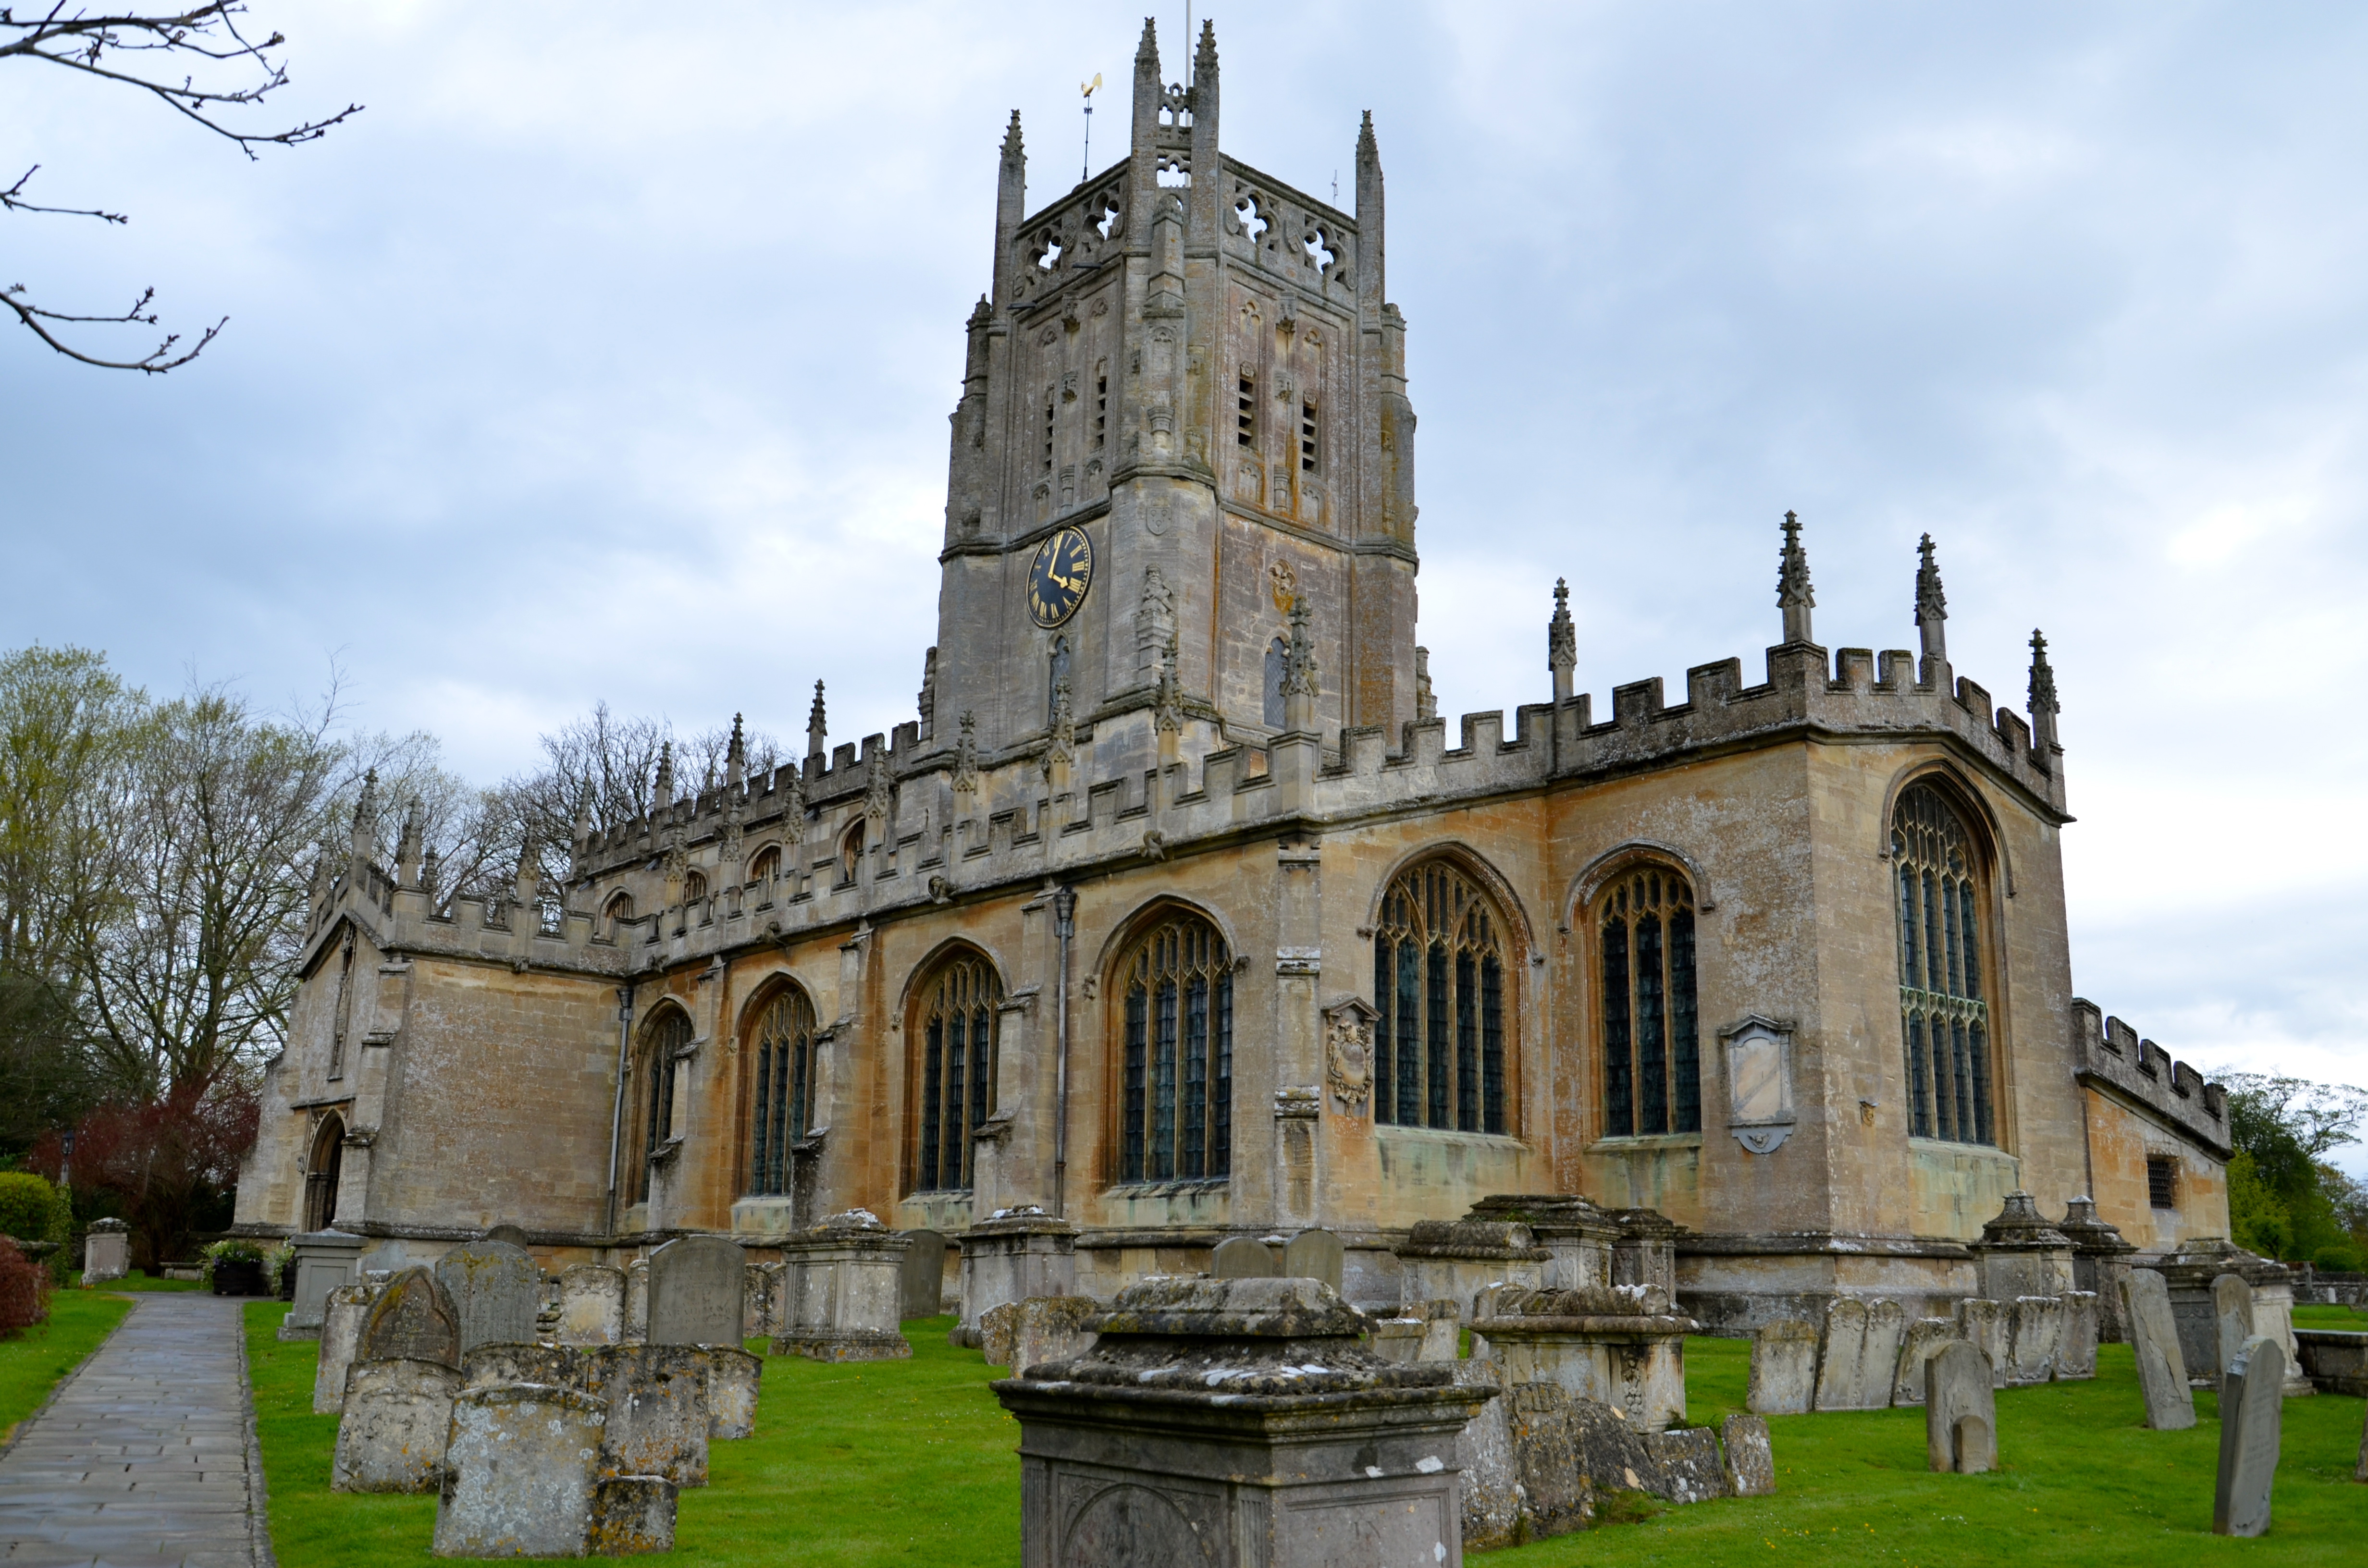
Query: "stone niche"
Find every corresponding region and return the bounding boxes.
[995,1276,1497,1568]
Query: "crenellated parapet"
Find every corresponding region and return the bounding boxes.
[2069,998,2231,1159]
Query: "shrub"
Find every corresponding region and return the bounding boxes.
[198,1236,264,1290]
[2311,1242,2364,1274]
[0,1170,62,1244]
[0,1237,49,1334]
[266,1242,297,1295]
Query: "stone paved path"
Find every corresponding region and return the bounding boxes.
[0,1293,259,1567]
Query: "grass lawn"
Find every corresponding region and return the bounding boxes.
[0,1290,135,1446]
[2292,1304,2368,1329]
[63,1271,203,1293]
[246,1306,2368,1567]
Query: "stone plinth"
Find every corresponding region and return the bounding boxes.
[2055,1197,2136,1343]
[333,1358,461,1493]
[1466,1196,1621,1289]
[1394,1220,1547,1317]
[995,1276,1498,1568]
[2148,1241,2282,1381]
[772,1209,913,1360]
[314,1281,385,1415]
[1967,1193,2074,1302]
[283,1229,367,1338]
[80,1218,129,1285]
[432,1384,606,1558]
[1473,1286,1696,1432]
[954,1208,1077,1347]
[1609,1209,1682,1295]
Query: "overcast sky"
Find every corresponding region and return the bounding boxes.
[4,2,2363,1153]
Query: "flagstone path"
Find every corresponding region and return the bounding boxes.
[0,1292,263,1567]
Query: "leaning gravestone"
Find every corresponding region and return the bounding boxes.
[357,1266,460,1368]
[1954,1298,2009,1389]
[432,1384,608,1559]
[1210,1235,1279,1278]
[1283,1227,1345,1292]
[2008,1295,2063,1384]
[977,1300,1023,1368]
[1924,1341,1996,1474]
[2122,1270,2196,1430]
[1721,1413,1776,1496]
[555,1263,625,1346]
[432,1239,539,1357]
[1453,1359,1523,1549]
[705,1346,763,1440]
[899,1228,948,1319]
[647,1235,747,1346]
[1645,1426,1729,1502]
[314,1281,386,1415]
[1748,1319,1817,1414]
[333,1359,461,1493]
[1813,1298,1869,1411]
[624,1258,649,1340]
[1856,1299,1906,1408]
[2212,1273,2255,1387]
[2213,1335,2285,1537]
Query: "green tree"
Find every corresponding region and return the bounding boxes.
[2215,1072,2368,1265]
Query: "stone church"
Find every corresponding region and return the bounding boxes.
[234,22,2235,1325]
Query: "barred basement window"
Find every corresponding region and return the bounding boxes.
[747,986,816,1197]
[1372,861,1508,1134]
[913,954,999,1192]
[1300,399,1319,472]
[1119,912,1233,1181]
[1237,374,1257,446]
[632,1008,691,1204]
[1598,868,1701,1137]
[2147,1156,2178,1211]
[1893,782,1995,1145]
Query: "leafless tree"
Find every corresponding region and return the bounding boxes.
[2,3,358,371]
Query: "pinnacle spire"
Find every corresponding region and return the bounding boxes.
[2028,629,2060,753]
[806,680,827,761]
[1195,17,1218,80]
[1357,110,1379,164]
[1001,108,1023,162]
[726,711,746,789]
[652,742,675,811]
[1776,511,1816,645]
[1914,533,1948,663]
[1548,577,1577,704]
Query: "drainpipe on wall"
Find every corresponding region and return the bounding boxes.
[605,982,636,1238]
[1051,886,1077,1217]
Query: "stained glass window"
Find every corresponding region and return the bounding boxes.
[1372,862,1508,1134]
[1892,784,1994,1145]
[1598,869,1701,1137]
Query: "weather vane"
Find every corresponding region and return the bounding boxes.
[1081,73,1102,182]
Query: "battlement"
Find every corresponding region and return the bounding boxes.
[2069,997,2231,1158]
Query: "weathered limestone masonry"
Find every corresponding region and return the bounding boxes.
[231,20,2239,1335]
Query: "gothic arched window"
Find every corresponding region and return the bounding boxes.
[603,892,635,940]
[303,1113,345,1232]
[912,953,999,1192]
[838,821,864,885]
[1373,861,1509,1134]
[630,1007,692,1203]
[1116,910,1233,1182]
[683,870,708,904]
[1598,867,1701,1137]
[748,845,780,886]
[747,985,816,1197]
[1893,783,1995,1145]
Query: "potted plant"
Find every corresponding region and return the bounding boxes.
[268,1242,298,1300]
[200,1238,268,1297]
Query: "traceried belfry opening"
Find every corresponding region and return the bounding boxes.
[913,954,1000,1193]
[1117,910,1233,1182]
[1893,782,1996,1145]
[1237,375,1256,446]
[631,1008,691,1204]
[1373,861,1508,1134]
[1300,399,1319,472]
[747,985,816,1198]
[1599,868,1701,1137]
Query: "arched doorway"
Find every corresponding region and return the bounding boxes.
[303,1113,345,1232]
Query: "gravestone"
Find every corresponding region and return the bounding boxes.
[1506,1382,1592,1536]
[1008,1295,1099,1375]
[742,1262,778,1338]
[2212,1273,2255,1388]
[1567,1393,1663,1496]
[1417,1298,1462,1361]
[1721,1413,1776,1496]
[899,1228,947,1318]
[1748,1319,1818,1414]
[1369,1318,1423,1363]
[1890,1318,1957,1407]
[977,1300,1022,1368]
[2212,1335,2285,1537]
[357,1266,460,1368]
[2007,1295,2063,1384]
[2122,1270,2196,1430]
[463,1342,579,1389]
[432,1384,607,1559]
[624,1257,649,1340]
[1646,1426,1728,1503]
[1857,1299,1906,1407]
[579,1343,713,1487]
[333,1358,461,1493]
[1283,1227,1345,1291]
[80,1217,129,1284]
[480,1223,530,1247]
[1452,1359,1523,1549]
[705,1346,762,1440]
[2058,1290,2100,1379]
[314,1281,385,1415]
[555,1263,625,1346]
[1210,1235,1279,1277]
[588,1476,678,1556]
[647,1234,747,1345]
[1813,1298,1869,1410]
[1924,1341,1996,1474]
[1953,1298,2008,1388]
[432,1239,539,1357]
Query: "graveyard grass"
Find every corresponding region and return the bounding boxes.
[0,1290,135,1444]
[245,1305,2368,1567]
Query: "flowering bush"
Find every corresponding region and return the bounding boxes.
[0,1237,50,1335]
[266,1242,297,1296]
[198,1237,265,1290]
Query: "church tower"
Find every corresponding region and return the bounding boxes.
[930,21,1418,763]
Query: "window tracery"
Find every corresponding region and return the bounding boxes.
[1116,910,1233,1182]
[630,1007,691,1204]
[913,953,999,1193]
[747,985,815,1197]
[1373,861,1508,1134]
[1892,783,1995,1145]
[1597,867,1701,1138]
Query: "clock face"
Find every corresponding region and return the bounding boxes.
[1027,526,1094,629]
